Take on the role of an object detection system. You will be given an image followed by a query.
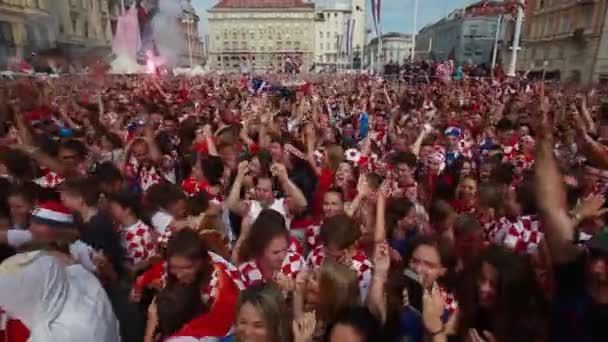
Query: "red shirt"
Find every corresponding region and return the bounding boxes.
[312,168,334,217]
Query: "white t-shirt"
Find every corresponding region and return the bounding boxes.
[151,210,174,235]
[247,198,289,226]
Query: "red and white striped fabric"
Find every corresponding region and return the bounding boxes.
[120,220,158,265]
[500,215,543,254]
[306,247,373,300]
[239,249,305,287]
[33,170,65,189]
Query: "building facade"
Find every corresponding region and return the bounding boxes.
[179,0,205,67]
[0,0,54,66]
[518,0,608,83]
[0,0,114,68]
[416,1,506,66]
[207,0,315,72]
[365,32,413,68]
[312,0,366,70]
[54,0,113,51]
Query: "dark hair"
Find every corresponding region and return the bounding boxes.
[156,282,207,338]
[7,184,36,205]
[325,187,345,203]
[241,209,288,261]
[200,155,225,186]
[60,177,100,207]
[431,200,457,227]
[406,235,456,284]
[0,148,34,180]
[165,229,213,287]
[477,182,503,210]
[496,118,515,132]
[391,151,418,169]
[107,191,142,218]
[92,161,123,184]
[456,246,547,341]
[250,150,273,176]
[320,214,361,250]
[385,198,415,231]
[144,183,186,211]
[323,307,383,342]
[59,139,87,160]
[490,162,515,186]
[516,180,538,215]
[453,213,482,236]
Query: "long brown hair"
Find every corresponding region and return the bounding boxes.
[238,209,288,263]
[317,258,360,322]
[165,229,213,290]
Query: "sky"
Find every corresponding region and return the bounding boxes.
[192,0,481,38]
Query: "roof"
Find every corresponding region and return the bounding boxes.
[368,32,413,46]
[212,0,314,9]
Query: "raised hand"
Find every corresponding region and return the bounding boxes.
[292,311,317,342]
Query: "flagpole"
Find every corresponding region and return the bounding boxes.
[377,35,382,74]
[411,0,418,62]
[507,0,524,76]
[490,14,502,79]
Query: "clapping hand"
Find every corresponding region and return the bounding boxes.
[292,311,316,342]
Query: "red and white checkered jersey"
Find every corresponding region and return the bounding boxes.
[120,220,158,265]
[439,287,458,315]
[203,252,246,303]
[305,221,322,251]
[306,246,373,301]
[500,215,543,254]
[33,170,65,189]
[239,249,305,287]
[135,252,244,306]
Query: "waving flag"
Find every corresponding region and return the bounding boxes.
[370,0,382,37]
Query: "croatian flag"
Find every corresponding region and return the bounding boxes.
[370,0,382,37]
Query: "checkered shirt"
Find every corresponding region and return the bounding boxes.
[305,221,322,251]
[440,288,459,315]
[33,170,65,189]
[144,252,245,305]
[120,220,158,265]
[239,249,305,287]
[500,215,543,254]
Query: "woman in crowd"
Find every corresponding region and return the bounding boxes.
[236,209,305,287]
[456,246,548,342]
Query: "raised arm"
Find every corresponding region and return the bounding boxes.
[226,161,250,217]
[272,163,307,211]
[535,106,579,265]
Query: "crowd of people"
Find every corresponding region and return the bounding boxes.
[0,70,606,342]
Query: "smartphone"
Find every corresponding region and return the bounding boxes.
[403,268,424,316]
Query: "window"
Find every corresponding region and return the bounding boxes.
[557,46,564,59]
[320,31,323,39]
[334,13,338,18]
[561,15,570,33]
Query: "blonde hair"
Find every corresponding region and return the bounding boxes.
[317,258,360,322]
[236,285,292,342]
[325,144,344,172]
